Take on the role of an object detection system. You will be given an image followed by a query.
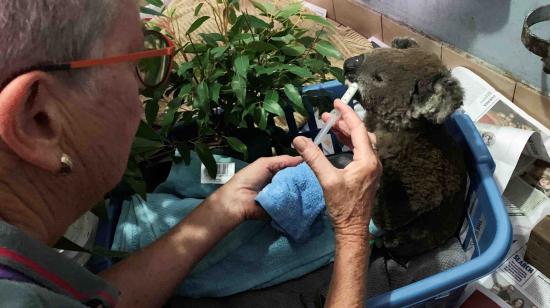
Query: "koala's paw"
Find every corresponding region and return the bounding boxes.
[391,37,419,49]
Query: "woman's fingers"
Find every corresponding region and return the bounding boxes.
[332,100,376,161]
[263,155,303,174]
[292,136,336,185]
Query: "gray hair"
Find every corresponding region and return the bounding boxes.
[0,0,120,88]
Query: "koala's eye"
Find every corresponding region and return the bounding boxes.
[373,73,384,83]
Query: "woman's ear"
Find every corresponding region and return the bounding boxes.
[0,72,64,173]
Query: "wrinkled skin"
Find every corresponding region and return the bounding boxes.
[344,37,467,258]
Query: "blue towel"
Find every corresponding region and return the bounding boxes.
[256,162,382,242]
[256,163,325,243]
[112,152,335,297]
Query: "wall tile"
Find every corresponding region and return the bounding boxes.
[333,0,382,39]
[442,45,516,101]
[513,83,550,129]
[381,16,442,58]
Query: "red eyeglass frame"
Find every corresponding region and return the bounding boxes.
[37,30,176,87]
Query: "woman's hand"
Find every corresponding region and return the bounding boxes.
[208,155,303,223]
[294,99,382,308]
[294,99,381,239]
[320,100,377,152]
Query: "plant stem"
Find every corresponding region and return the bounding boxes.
[242,11,256,42]
[303,26,323,59]
[186,34,206,80]
[181,49,200,84]
[206,0,224,34]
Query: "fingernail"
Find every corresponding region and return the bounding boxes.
[293,137,307,151]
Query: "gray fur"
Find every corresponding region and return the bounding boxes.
[346,38,467,258]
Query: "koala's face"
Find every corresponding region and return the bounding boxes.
[343,38,463,131]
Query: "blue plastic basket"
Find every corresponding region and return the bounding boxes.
[299,80,512,307]
[93,80,512,307]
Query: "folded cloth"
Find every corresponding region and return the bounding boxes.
[256,161,382,242]
[256,163,325,243]
[112,152,335,297]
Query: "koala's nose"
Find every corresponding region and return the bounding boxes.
[343,54,364,74]
[343,54,364,82]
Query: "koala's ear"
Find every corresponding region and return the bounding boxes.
[410,75,464,124]
[391,37,419,49]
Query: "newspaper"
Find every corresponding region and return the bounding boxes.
[459,243,550,308]
[453,67,550,307]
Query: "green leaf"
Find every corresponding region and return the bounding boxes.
[230,33,254,44]
[255,65,280,76]
[187,16,210,35]
[228,16,246,38]
[124,159,147,199]
[301,14,334,28]
[284,84,307,116]
[328,66,345,83]
[234,55,250,78]
[194,3,204,16]
[315,29,331,41]
[199,33,220,47]
[140,7,163,16]
[283,64,313,78]
[241,103,254,117]
[160,96,183,134]
[177,61,194,76]
[314,39,342,59]
[225,136,248,160]
[180,110,194,123]
[281,43,306,57]
[208,68,226,80]
[211,46,228,59]
[298,36,315,48]
[263,90,284,117]
[177,83,194,97]
[197,81,209,106]
[132,137,163,155]
[136,121,161,141]
[275,2,302,20]
[243,15,270,29]
[231,75,247,105]
[146,0,163,7]
[228,7,238,24]
[304,58,326,72]
[210,83,222,103]
[250,0,275,15]
[144,100,159,125]
[257,108,268,130]
[183,43,208,53]
[246,41,277,53]
[176,142,191,165]
[195,143,217,178]
[271,34,295,44]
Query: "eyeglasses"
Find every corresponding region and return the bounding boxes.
[37,30,175,88]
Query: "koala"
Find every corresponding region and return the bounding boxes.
[344,37,467,259]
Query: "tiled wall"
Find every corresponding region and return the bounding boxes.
[306,0,550,128]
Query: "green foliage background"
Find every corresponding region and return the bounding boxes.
[119,0,343,198]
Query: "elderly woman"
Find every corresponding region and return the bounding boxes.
[0,1,381,307]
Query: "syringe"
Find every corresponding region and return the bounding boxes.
[313,82,359,146]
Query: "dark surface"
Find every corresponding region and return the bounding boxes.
[167,263,333,308]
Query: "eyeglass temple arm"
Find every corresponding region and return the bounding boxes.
[41,47,175,71]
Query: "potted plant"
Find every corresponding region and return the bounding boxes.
[119,0,344,197]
